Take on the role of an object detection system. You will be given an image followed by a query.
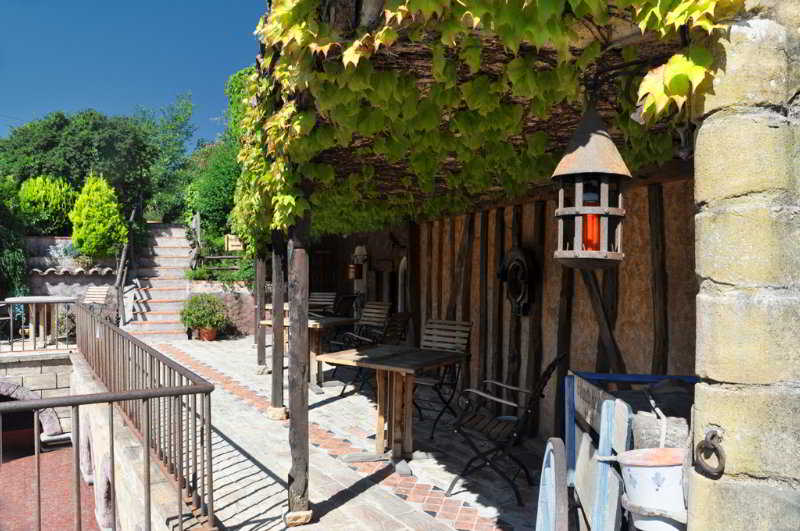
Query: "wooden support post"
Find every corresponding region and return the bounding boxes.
[580,269,628,378]
[523,201,546,434]
[446,215,474,321]
[478,212,489,384]
[408,222,420,346]
[256,256,266,364]
[595,268,618,373]
[554,266,574,439]
[648,184,669,374]
[287,211,311,525]
[504,206,522,412]
[269,230,287,418]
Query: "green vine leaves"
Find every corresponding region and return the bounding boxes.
[238,0,741,235]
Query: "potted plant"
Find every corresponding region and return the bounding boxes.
[180,294,228,341]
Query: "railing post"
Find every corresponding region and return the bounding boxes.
[144,398,151,531]
[72,405,81,531]
[34,409,41,531]
[108,403,116,530]
[204,392,214,525]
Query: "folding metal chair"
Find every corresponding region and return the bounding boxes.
[445,354,566,506]
[413,319,472,438]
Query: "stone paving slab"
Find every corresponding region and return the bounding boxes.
[154,337,540,530]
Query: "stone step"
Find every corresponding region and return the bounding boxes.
[146,223,187,238]
[133,300,186,311]
[135,287,190,299]
[131,310,181,321]
[137,256,193,268]
[126,320,184,331]
[137,267,189,278]
[127,330,188,340]
[135,277,189,288]
[139,245,193,257]
[147,236,191,246]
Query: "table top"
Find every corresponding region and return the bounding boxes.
[316,344,467,375]
[260,316,356,329]
[4,296,77,304]
[265,302,328,310]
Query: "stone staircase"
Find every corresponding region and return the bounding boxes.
[124,223,192,341]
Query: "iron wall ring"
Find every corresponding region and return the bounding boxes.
[695,431,725,478]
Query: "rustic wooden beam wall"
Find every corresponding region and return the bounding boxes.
[431,220,441,320]
[419,222,430,332]
[553,266,574,438]
[648,184,669,374]
[408,222,421,346]
[477,212,489,384]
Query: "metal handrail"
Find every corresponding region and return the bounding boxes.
[115,205,138,326]
[0,302,216,531]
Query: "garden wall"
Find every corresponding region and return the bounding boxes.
[190,281,256,335]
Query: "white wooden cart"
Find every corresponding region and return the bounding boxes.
[536,372,699,531]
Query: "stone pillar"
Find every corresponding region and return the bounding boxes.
[690,3,800,529]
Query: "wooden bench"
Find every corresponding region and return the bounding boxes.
[84,286,111,305]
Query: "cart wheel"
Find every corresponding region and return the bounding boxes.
[535,437,568,531]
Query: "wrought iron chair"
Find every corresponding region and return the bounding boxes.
[334,311,412,395]
[444,353,566,506]
[413,319,472,439]
[311,293,359,319]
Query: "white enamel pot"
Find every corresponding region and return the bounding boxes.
[618,447,687,531]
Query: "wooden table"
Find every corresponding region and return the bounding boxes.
[260,316,356,392]
[4,296,77,350]
[317,345,468,459]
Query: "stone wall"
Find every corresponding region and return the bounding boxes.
[71,352,179,531]
[190,281,257,335]
[688,3,800,529]
[0,353,73,433]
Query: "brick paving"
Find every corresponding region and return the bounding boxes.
[0,445,100,531]
[156,337,541,531]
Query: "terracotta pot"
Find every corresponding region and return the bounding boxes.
[197,328,217,341]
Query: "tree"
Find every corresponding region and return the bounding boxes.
[17,175,78,235]
[186,138,241,244]
[133,94,196,221]
[0,110,157,215]
[69,173,128,259]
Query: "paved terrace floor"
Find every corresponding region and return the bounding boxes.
[150,336,543,531]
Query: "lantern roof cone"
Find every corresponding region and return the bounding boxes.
[552,104,632,180]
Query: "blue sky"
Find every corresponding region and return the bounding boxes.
[0,1,266,146]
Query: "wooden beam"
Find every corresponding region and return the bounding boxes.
[287,211,310,520]
[270,230,286,413]
[419,222,429,338]
[524,201,546,434]
[446,214,474,320]
[408,221,421,346]
[595,268,618,373]
[648,184,669,374]
[553,266,574,439]
[580,269,628,377]
[477,212,488,384]
[504,206,522,411]
[256,256,267,365]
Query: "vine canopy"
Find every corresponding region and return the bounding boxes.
[236,0,742,237]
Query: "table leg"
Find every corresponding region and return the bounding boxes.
[402,374,414,459]
[376,370,387,454]
[309,329,324,395]
[391,373,404,460]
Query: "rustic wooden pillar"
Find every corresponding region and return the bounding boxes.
[595,268,618,373]
[553,266,573,439]
[286,210,311,525]
[648,184,669,374]
[256,255,267,364]
[268,230,287,419]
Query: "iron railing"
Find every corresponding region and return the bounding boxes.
[0,302,215,531]
[0,297,76,352]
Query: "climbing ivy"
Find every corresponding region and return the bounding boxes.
[238,0,743,235]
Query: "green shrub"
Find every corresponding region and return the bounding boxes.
[180,294,228,330]
[185,266,212,281]
[187,139,240,240]
[18,176,77,235]
[0,224,27,299]
[69,174,128,258]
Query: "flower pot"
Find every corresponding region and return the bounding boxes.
[619,447,687,531]
[197,328,218,341]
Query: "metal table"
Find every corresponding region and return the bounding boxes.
[317,344,468,460]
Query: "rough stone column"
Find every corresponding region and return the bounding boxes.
[690,2,800,528]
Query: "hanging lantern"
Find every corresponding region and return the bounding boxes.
[552,103,632,269]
